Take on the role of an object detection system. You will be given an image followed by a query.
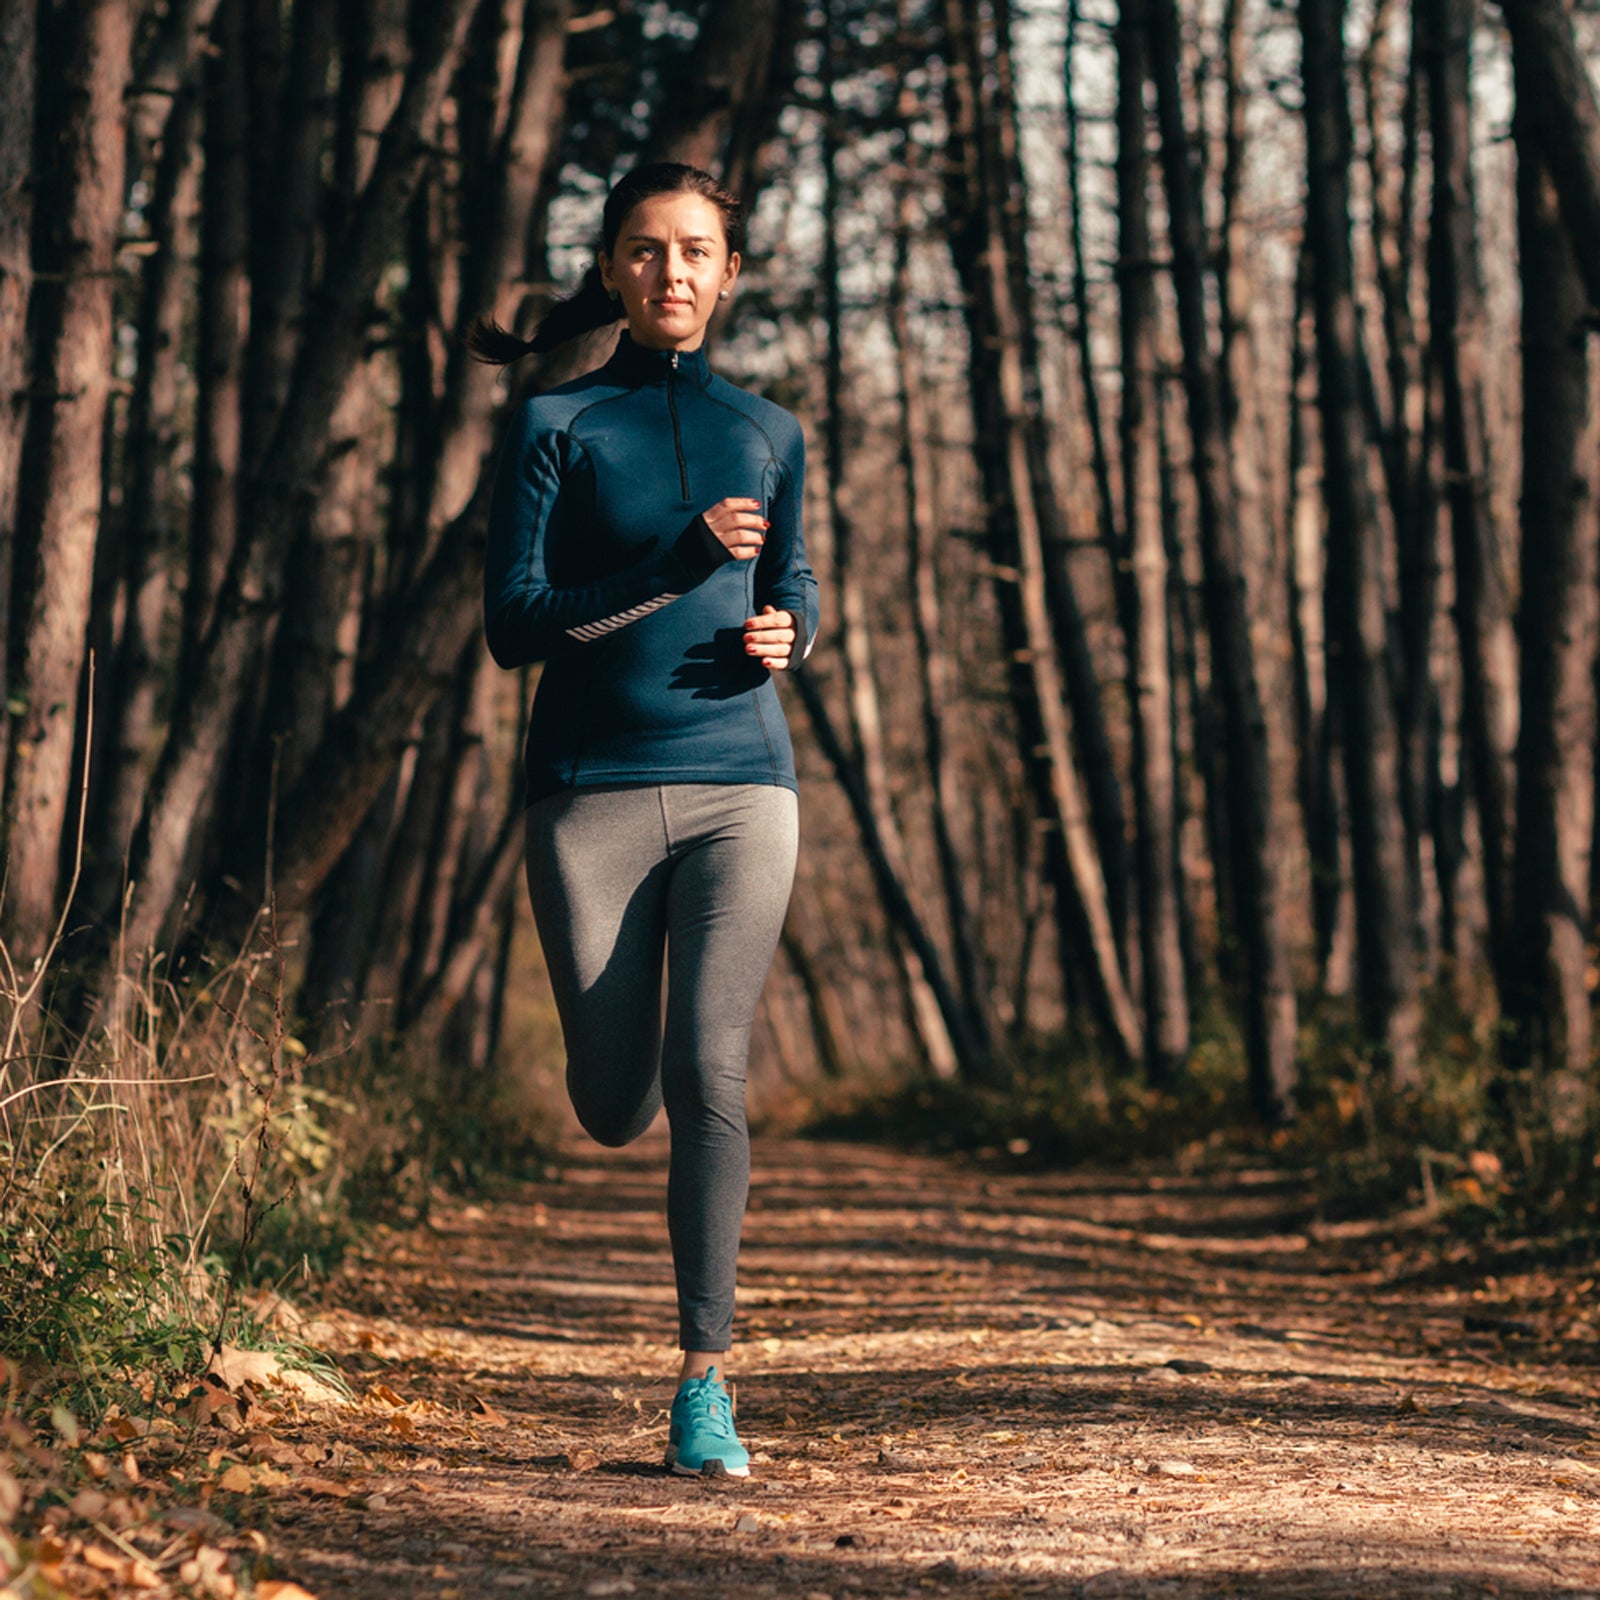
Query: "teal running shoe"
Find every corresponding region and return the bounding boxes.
[665,1367,750,1478]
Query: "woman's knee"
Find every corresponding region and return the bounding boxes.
[567,1064,661,1147]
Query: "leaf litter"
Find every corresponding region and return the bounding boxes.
[5,1136,1599,1597]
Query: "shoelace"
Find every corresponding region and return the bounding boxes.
[676,1379,737,1437]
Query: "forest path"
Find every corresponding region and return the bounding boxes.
[269,1138,1600,1598]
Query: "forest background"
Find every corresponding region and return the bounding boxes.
[3,0,1600,1385]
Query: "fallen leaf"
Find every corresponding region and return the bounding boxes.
[208,1346,283,1390]
[218,1464,253,1493]
[561,1449,600,1472]
[256,1584,318,1600]
[369,1383,407,1408]
[67,1489,108,1521]
[471,1397,507,1427]
[296,1477,351,1499]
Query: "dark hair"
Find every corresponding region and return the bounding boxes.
[466,162,745,364]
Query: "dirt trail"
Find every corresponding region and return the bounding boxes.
[268,1138,1600,1598]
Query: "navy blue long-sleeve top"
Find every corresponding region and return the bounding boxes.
[484,331,819,802]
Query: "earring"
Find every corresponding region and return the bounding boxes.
[719,289,730,301]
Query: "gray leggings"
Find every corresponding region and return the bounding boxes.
[524,782,799,1351]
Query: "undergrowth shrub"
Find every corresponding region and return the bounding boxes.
[0,908,554,1417]
[807,985,1597,1249]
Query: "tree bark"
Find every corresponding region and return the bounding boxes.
[1117,0,1189,1084]
[0,0,35,799]
[889,41,991,1059]
[1363,0,1436,967]
[1299,0,1421,1086]
[819,20,974,1081]
[187,0,250,677]
[649,0,784,185]
[106,0,475,980]
[1504,70,1596,1119]
[1148,0,1297,1116]
[1426,0,1516,984]
[3,0,133,960]
[1497,0,1600,315]
[941,0,1143,1072]
[240,0,337,476]
[86,84,204,922]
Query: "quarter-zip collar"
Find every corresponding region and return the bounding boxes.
[607,329,714,390]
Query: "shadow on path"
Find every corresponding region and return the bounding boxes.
[266,1139,1600,1599]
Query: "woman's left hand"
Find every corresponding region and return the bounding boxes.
[743,605,798,671]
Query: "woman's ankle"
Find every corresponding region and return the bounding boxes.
[678,1350,729,1385]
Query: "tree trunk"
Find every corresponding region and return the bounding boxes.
[1363,1,1437,970]
[1117,0,1189,1084]
[1286,244,1335,980]
[240,0,337,476]
[649,0,784,183]
[1426,0,1516,986]
[1148,0,1297,1116]
[187,0,250,677]
[1504,75,1596,1123]
[86,85,204,922]
[0,0,35,799]
[1497,0,1600,315]
[1299,0,1421,1087]
[819,19,974,1082]
[780,896,852,1080]
[105,0,475,982]
[941,0,1142,1072]
[1065,0,1121,597]
[424,0,571,551]
[888,47,990,1059]
[3,0,133,961]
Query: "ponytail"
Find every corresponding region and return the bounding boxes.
[466,264,623,367]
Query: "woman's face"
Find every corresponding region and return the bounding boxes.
[599,192,740,352]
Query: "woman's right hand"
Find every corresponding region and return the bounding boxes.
[701,497,768,561]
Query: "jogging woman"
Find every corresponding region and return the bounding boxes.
[474,163,817,1478]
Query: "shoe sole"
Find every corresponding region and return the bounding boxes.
[664,1447,749,1478]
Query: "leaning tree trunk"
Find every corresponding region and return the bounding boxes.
[1427,0,1516,984]
[1299,0,1421,1088]
[2,0,133,963]
[649,0,785,186]
[0,0,36,797]
[1147,0,1296,1116]
[941,0,1142,1072]
[1503,74,1596,1124]
[102,0,475,989]
[1497,0,1600,315]
[1117,0,1189,1084]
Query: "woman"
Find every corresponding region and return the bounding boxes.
[473,163,817,1478]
